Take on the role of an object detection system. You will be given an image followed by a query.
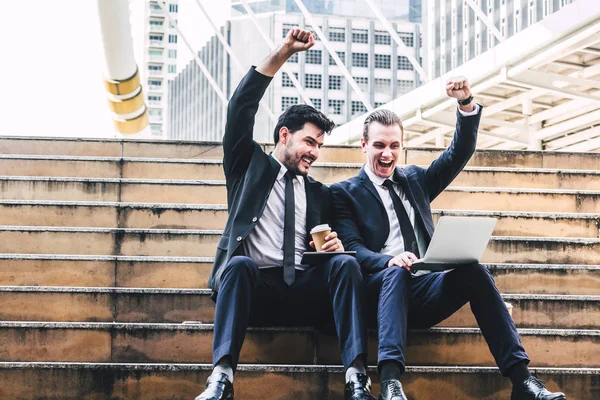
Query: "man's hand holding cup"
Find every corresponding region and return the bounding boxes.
[310,224,345,253]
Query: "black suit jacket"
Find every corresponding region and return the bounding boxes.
[208,67,332,295]
[330,107,483,274]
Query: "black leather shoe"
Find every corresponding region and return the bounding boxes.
[344,373,377,400]
[379,379,408,400]
[195,373,234,400]
[511,376,566,400]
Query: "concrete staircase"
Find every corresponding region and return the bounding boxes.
[0,136,597,399]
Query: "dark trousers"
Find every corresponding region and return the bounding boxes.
[365,263,530,375]
[212,254,368,370]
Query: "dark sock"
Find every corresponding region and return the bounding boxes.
[380,360,402,382]
[508,360,531,385]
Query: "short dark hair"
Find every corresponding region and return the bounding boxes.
[362,109,404,143]
[273,104,336,145]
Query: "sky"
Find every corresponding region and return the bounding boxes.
[0,0,229,138]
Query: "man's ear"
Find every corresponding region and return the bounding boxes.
[279,127,290,144]
[360,137,367,153]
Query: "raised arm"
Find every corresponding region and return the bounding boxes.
[223,28,315,178]
[424,78,482,200]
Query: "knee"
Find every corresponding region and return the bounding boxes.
[222,256,259,282]
[461,263,494,285]
[327,255,363,282]
[381,266,411,285]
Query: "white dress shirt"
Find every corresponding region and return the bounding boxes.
[243,156,308,270]
[366,104,480,275]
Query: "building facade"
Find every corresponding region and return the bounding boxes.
[168,0,423,142]
[423,0,576,78]
[141,0,179,138]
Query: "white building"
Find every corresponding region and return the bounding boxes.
[423,0,577,78]
[168,0,423,142]
[140,0,179,138]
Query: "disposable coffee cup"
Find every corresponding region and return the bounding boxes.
[310,224,331,252]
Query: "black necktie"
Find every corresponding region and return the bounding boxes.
[382,179,420,257]
[283,170,296,286]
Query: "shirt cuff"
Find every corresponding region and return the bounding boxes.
[457,103,480,116]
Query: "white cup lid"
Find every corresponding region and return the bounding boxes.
[310,224,331,234]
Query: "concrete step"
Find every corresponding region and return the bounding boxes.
[3,136,600,170]
[0,255,213,289]
[7,155,600,190]
[0,227,597,265]
[1,201,598,238]
[0,363,591,400]
[2,178,600,213]
[0,322,596,369]
[0,254,597,295]
[0,287,596,328]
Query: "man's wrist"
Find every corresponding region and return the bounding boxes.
[457,94,473,106]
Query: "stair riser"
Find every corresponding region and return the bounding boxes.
[0,231,597,265]
[0,327,596,368]
[3,205,598,239]
[0,293,596,328]
[0,367,590,400]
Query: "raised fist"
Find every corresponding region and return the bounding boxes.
[446,76,471,101]
[283,27,316,53]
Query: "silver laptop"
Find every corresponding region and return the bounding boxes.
[412,216,497,271]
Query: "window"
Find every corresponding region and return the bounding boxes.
[148,81,162,89]
[169,3,178,12]
[148,109,162,116]
[148,65,162,71]
[168,49,177,58]
[288,53,299,63]
[305,74,322,89]
[374,31,391,45]
[168,34,177,43]
[529,1,535,25]
[501,18,506,37]
[329,75,342,90]
[355,76,368,91]
[398,32,414,47]
[351,101,367,115]
[149,49,163,57]
[375,54,391,69]
[150,3,161,11]
[329,51,345,65]
[306,50,322,64]
[282,72,297,87]
[397,56,413,70]
[352,53,369,68]
[328,99,345,115]
[168,64,176,73]
[329,27,345,42]
[148,95,162,102]
[375,102,385,108]
[352,28,368,43]
[149,19,164,28]
[543,0,549,17]
[515,10,520,33]
[397,80,413,94]
[282,96,298,111]
[374,78,391,94]
[149,34,163,42]
[282,23,295,38]
[310,98,322,110]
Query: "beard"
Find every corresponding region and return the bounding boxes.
[282,147,309,176]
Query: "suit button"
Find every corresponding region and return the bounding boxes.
[252,217,258,222]
[236,236,242,242]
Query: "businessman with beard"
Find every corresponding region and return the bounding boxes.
[196,28,375,400]
[330,80,566,400]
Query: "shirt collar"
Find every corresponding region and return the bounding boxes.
[273,155,305,188]
[364,163,395,187]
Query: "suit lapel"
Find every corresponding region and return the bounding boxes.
[304,176,321,247]
[358,167,385,209]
